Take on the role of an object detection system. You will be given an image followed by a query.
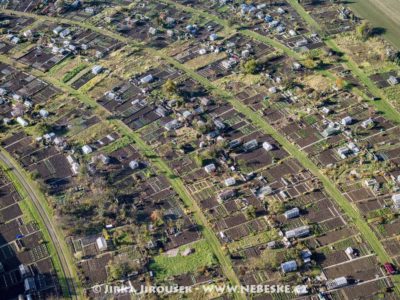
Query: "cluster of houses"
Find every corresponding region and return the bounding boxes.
[0,0,400,299]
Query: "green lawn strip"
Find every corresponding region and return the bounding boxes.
[149,239,217,280]
[62,64,88,83]
[0,149,82,298]
[0,156,70,298]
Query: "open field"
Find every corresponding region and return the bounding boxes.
[348,0,400,49]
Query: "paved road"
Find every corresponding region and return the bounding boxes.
[0,150,78,299]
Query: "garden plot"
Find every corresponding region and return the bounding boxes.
[0,41,15,54]
[324,255,383,282]
[18,47,70,72]
[197,58,234,81]
[168,156,198,177]
[0,13,34,31]
[0,64,60,105]
[139,122,167,145]
[344,185,376,203]
[303,0,358,35]
[186,179,215,195]
[70,70,96,90]
[372,220,400,240]
[310,227,357,249]
[369,71,399,89]
[53,107,101,137]
[337,278,395,300]
[356,198,386,215]
[79,253,112,285]
[2,133,74,192]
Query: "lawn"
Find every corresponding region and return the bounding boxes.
[228,229,279,253]
[149,239,217,280]
[384,85,400,111]
[68,120,114,146]
[185,52,226,70]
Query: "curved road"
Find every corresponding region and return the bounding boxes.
[0,150,78,299]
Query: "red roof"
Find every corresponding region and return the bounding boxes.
[384,263,395,274]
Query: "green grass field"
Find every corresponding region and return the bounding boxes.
[349,0,400,50]
[149,240,217,280]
